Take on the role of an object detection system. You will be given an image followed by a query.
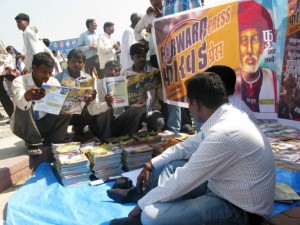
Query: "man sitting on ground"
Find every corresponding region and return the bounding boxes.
[194,65,258,132]
[108,72,275,225]
[86,60,144,140]
[11,52,70,155]
[55,49,95,142]
[124,43,164,132]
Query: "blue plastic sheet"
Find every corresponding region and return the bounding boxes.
[269,167,300,218]
[6,163,300,224]
[6,162,135,225]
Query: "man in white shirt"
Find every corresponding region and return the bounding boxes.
[15,13,45,73]
[77,19,100,78]
[87,60,144,140]
[11,52,70,155]
[120,13,141,73]
[97,22,120,79]
[108,72,275,225]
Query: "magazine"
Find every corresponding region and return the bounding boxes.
[33,84,93,115]
[125,69,160,106]
[104,76,129,107]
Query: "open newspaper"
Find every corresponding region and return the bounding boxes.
[104,69,160,108]
[33,85,93,115]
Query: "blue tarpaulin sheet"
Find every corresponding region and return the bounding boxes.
[6,163,300,224]
[6,162,135,225]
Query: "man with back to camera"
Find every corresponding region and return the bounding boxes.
[238,1,278,113]
[77,19,101,79]
[108,72,275,225]
[10,52,70,155]
[194,65,258,132]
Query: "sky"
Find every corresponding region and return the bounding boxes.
[1,0,151,52]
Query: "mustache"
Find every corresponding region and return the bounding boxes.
[242,55,259,64]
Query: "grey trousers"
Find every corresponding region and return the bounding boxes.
[12,107,70,146]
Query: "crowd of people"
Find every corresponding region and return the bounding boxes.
[0,0,277,224]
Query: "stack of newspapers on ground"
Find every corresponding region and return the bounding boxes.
[258,119,300,165]
[85,143,123,179]
[52,142,91,186]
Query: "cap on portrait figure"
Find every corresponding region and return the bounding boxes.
[238,1,274,33]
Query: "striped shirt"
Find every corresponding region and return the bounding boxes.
[138,104,275,217]
[163,0,203,16]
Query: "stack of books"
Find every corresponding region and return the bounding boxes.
[86,143,123,179]
[52,142,91,186]
[121,141,153,171]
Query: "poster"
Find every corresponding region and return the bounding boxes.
[153,0,278,118]
[50,38,78,58]
[277,0,300,128]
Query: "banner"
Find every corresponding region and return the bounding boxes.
[153,0,278,118]
[277,0,300,127]
[50,38,78,58]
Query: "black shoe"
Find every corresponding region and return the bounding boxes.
[110,216,142,225]
[107,188,142,204]
[180,124,195,135]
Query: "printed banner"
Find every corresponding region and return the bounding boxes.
[153,0,277,117]
[50,38,78,58]
[277,0,300,125]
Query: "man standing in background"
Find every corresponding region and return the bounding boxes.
[120,13,142,73]
[77,19,100,79]
[97,22,120,79]
[15,13,45,73]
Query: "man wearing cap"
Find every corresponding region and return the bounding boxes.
[237,1,278,113]
[97,22,120,79]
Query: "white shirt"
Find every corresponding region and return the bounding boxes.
[139,104,275,217]
[77,30,98,59]
[97,33,117,69]
[120,27,136,73]
[229,95,258,125]
[22,26,45,71]
[11,73,60,122]
[134,13,156,56]
[0,40,14,75]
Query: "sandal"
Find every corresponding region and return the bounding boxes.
[27,146,43,155]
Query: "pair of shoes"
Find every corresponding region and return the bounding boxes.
[107,188,142,204]
[180,124,195,135]
[27,146,43,156]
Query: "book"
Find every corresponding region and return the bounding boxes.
[125,69,160,106]
[274,183,300,203]
[33,84,93,115]
[104,76,129,107]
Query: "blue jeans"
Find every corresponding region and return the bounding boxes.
[167,104,181,133]
[141,160,246,225]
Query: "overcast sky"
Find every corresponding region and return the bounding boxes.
[1,0,224,52]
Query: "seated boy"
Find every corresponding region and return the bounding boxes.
[84,60,144,140]
[11,52,70,155]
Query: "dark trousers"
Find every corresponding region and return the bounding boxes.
[85,55,101,79]
[0,75,15,118]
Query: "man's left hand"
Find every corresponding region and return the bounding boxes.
[128,205,142,217]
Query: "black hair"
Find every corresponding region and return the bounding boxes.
[67,49,86,62]
[86,19,95,29]
[105,60,120,69]
[15,13,30,23]
[130,43,148,56]
[185,72,228,109]
[130,13,141,23]
[32,52,55,68]
[42,38,50,47]
[103,22,114,31]
[6,46,14,52]
[205,65,236,96]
